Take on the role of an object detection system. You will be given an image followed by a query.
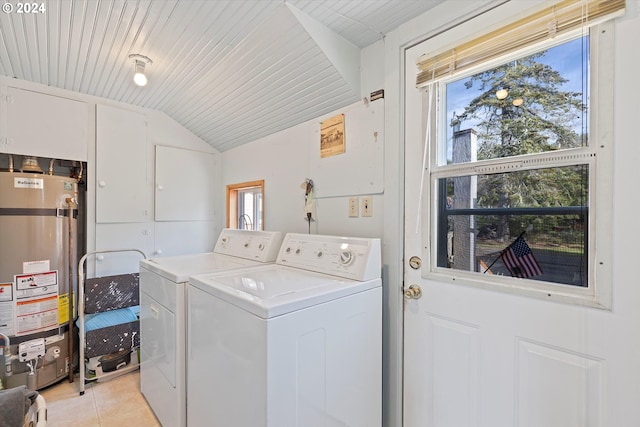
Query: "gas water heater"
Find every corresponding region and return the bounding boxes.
[0,155,82,390]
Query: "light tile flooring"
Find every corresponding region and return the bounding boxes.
[39,370,160,427]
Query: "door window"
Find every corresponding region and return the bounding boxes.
[422,27,613,308]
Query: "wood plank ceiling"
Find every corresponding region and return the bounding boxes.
[0,0,444,152]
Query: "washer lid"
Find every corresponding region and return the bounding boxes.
[140,252,264,283]
[188,264,381,319]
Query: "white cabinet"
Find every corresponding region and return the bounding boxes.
[94,223,154,276]
[94,215,216,275]
[155,145,215,221]
[94,111,218,265]
[96,104,148,223]
[2,87,88,160]
[153,221,217,257]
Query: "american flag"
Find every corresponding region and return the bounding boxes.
[501,236,543,278]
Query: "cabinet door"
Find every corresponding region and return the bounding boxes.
[153,221,217,257]
[96,104,147,223]
[5,87,88,160]
[94,223,153,276]
[155,145,215,221]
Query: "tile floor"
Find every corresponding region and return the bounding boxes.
[38,369,160,427]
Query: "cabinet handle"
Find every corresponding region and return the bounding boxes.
[157,184,164,191]
[98,180,107,188]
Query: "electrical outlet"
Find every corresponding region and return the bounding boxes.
[361,196,372,217]
[349,197,359,217]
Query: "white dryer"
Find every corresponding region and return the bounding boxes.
[187,233,382,427]
[139,229,283,427]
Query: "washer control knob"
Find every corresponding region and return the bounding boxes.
[339,250,353,265]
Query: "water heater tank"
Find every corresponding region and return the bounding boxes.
[0,170,79,389]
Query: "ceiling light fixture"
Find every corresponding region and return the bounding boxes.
[128,54,153,87]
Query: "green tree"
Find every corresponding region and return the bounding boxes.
[452,51,587,240]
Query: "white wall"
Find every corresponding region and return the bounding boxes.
[221,99,386,238]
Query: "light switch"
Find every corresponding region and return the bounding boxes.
[361,196,372,217]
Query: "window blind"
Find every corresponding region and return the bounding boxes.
[416,0,625,87]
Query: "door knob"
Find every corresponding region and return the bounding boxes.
[404,284,422,300]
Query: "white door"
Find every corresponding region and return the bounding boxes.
[96,104,147,223]
[4,86,88,160]
[155,145,216,222]
[401,10,640,427]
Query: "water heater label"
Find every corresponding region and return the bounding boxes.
[14,177,44,189]
[23,260,50,274]
[0,283,12,302]
[15,271,58,292]
[0,283,15,337]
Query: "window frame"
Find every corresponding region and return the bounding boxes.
[226,180,264,230]
[422,23,614,309]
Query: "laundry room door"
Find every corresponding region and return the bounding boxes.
[401,10,639,427]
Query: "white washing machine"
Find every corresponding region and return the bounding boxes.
[187,233,382,427]
[139,229,283,427]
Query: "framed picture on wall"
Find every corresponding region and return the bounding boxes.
[320,113,345,158]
